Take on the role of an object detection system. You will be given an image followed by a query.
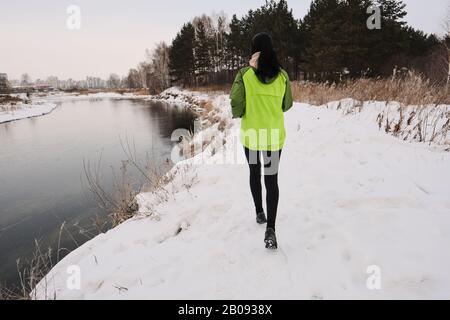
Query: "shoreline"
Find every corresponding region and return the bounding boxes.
[40,88,221,134]
[0,91,149,125]
[0,102,58,125]
[0,89,209,125]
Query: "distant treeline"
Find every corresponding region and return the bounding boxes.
[123,0,449,93]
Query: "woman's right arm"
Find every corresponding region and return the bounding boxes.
[281,69,293,113]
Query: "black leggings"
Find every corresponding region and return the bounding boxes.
[244,147,282,231]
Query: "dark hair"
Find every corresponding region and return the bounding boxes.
[251,33,281,80]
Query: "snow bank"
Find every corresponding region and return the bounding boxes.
[325,99,450,148]
[147,87,218,115]
[35,93,450,300]
[149,87,208,105]
[0,100,57,124]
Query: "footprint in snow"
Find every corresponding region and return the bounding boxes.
[342,251,352,262]
[133,238,149,247]
[359,159,368,165]
[311,293,324,300]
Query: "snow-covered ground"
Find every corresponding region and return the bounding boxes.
[35,91,450,300]
[0,100,57,124]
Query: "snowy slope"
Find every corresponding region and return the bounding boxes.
[35,95,450,300]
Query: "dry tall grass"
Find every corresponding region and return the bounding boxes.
[291,73,450,148]
[292,72,449,106]
[0,95,25,113]
[0,235,65,300]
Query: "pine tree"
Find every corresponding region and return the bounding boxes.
[340,0,374,77]
[301,0,346,80]
[368,0,408,75]
[226,15,246,71]
[169,23,195,86]
[194,20,213,84]
[237,0,300,76]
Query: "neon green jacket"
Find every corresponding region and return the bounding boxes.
[230,66,293,151]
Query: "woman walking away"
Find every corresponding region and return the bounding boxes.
[230,33,293,250]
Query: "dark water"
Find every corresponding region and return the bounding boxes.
[0,98,195,288]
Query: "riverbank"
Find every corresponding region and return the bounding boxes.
[0,94,199,297]
[34,90,450,299]
[0,98,58,124]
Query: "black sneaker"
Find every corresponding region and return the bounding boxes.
[256,212,267,224]
[265,228,278,250]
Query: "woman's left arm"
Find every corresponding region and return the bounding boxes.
[230,68,248,119]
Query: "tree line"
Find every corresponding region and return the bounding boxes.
[124,0,449,93]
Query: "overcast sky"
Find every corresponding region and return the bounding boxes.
[1,0,448,80]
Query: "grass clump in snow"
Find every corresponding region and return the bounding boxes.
[0,94,27,113]
[0,238,61,300]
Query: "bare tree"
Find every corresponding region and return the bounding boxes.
[192,13,229,84]
[126,68,142,89]
[147,42,170,94]
[20,73,32,87]
[137,61,151,89]
[0,73,10,93]
[107,73,121,88]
